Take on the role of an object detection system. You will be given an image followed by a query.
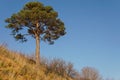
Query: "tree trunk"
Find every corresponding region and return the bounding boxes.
[35,35,40,80]
[35,22,41,80]
[36,35,40,67]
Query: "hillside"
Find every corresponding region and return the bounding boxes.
[0,44,77,80]
[0,44,103,80]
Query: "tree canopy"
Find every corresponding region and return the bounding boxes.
[5,1,66,44]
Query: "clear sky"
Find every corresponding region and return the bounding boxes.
[0,0,120,79]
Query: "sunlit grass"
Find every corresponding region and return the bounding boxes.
[0,44,75,80]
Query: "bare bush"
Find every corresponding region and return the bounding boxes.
[81,67,102,80]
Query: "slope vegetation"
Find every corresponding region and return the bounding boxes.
[0,44,77,80]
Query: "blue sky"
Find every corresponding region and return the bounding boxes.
[0,0,120,79]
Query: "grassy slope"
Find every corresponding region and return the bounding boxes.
[0,45,73,80]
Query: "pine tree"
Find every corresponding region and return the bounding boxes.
[5,1,66,80]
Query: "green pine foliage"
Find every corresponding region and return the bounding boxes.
[5,1,66,44]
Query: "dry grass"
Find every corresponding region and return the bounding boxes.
[0,44,74,80]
